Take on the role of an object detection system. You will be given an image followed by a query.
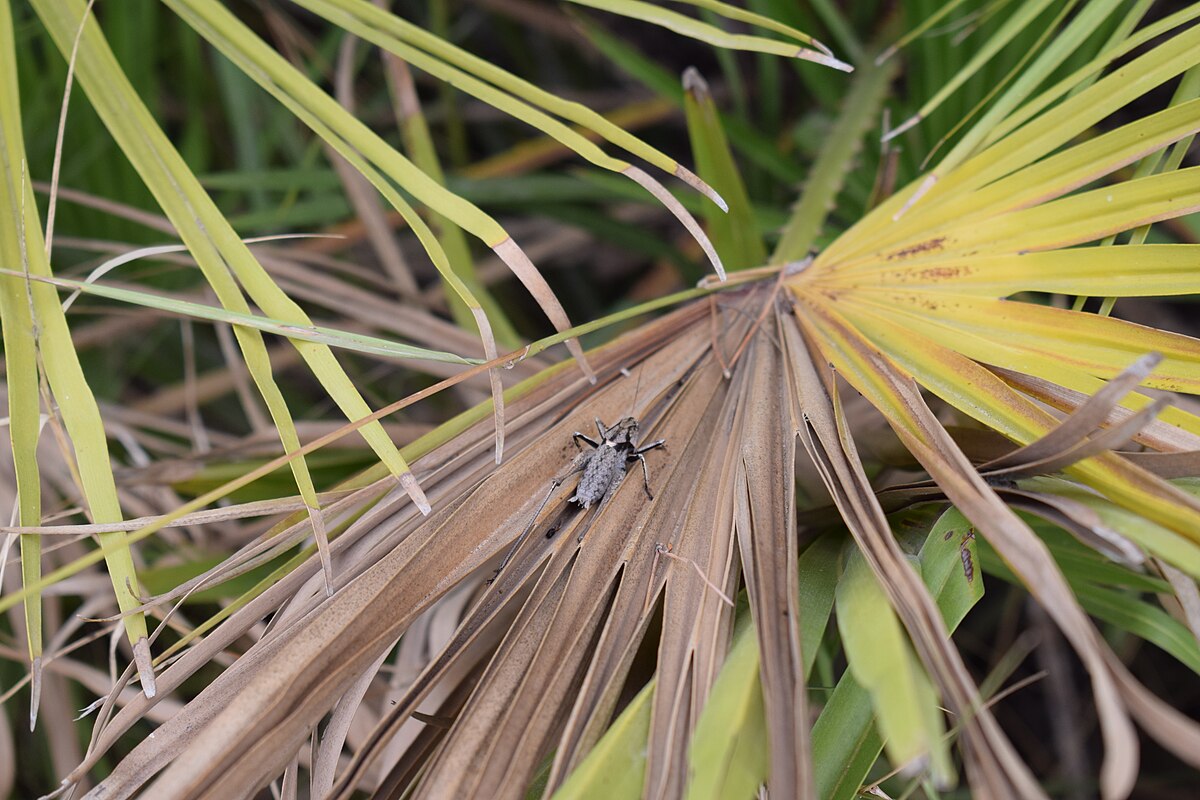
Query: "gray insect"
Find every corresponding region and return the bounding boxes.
[569,417,665,507]
[490,417,665,581]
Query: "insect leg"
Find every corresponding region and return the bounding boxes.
[572,432,600,449]
[634,438,665,455]
[491,460,585,582]
[595,418,608,439]
[633,452,655,500]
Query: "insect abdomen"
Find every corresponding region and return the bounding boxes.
[573,448,626,508]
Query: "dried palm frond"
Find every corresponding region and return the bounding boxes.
[44,266,1200,799]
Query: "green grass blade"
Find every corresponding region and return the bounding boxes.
[798,532,844,677]
[811,671,881,800]
[6,269,480,364]
[577,17,806,184]
[686,610,768,800]
[301,0,727,209]
[565,0,852,71]
[976,539,1200,675]
[773,50,897,261]
[981,3,1200,149]
[382,57,520,348]
[686,531,842,798]
[1074,583,1200,676]
[918,507,986,629]
[931,0,1126,178]
[665,0,830,51]
[0,0,45,687]
[1025,479,1200,581]
[813,506,983,799]
[835,545,951,785]
[550,680,655,800]
[168,0,592,380]
[885,0,1061,143]
[682,68,767,270]
[2,2,152,691]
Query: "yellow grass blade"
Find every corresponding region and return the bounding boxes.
[0,0,45,693]
[0,34,153,699]
[821,20,1200,266]
[824,98,1200,267]
[565,0,852,71]
[835,165,1200,274]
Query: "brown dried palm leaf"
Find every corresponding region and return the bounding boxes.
[48,272,1200,800]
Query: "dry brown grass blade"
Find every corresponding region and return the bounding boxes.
[999,489,1144,565]
[71,392,527,795]
[0,702,13,798]
[793,300,1148,799]
[1158,559,1200,641]
[129,468,581,797]
[413,524,617,798]
[730,322,813,799]
[981,353,1164,471]
[784,308,1045,799]
[852,356,1200,550]
[332,302,741,799]
[993,366,1200,453]
[1121,449,1200,478]
[986,398,1168,478]
[310,648,390,798]
[70,493,427,798]
[492,237,595,382]
[371,664,485,800]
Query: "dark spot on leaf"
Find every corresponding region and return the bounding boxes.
[886,236,947,261]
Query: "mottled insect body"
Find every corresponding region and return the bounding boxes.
[490,416,665,582]
[569,417,662,508]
